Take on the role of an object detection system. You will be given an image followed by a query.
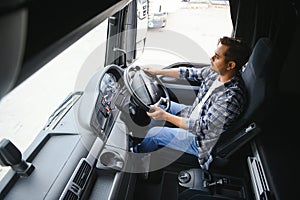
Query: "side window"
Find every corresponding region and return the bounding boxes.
[136,0,148,60]
[105,0,147,67]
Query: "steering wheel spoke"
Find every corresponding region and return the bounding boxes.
[124,65,170,112]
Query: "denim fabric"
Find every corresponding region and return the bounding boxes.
[134,101,198,156]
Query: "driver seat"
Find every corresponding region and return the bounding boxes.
[149,37,275,170]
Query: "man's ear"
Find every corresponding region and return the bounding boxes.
[226,61,236,70]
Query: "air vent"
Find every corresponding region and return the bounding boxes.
[59,159,93,200]
[63,190,78,200]
[73,160,92,187]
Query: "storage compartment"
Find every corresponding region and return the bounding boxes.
[87,168,136,200]
[88,170,116,200]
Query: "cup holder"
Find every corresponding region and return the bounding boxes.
[99,151,124,170]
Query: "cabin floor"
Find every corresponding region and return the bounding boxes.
[132,144,253,200]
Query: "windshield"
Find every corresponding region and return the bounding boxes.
[0,19,109,180]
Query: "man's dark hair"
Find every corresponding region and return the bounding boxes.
[218,36,251,71]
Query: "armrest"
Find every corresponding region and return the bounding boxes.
[213,122,261,159]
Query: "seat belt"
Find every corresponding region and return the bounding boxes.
[189,77,223,119]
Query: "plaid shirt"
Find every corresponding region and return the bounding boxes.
[179,66,247,169]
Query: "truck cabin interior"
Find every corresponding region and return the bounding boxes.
[0,0,299,199]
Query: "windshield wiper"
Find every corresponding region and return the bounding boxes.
[43,91,83,130]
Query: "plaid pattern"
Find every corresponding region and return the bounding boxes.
[179,66,247,169]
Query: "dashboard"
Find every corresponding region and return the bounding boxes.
[0,64,152,199]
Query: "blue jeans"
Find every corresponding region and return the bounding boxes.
[134,101,198,157]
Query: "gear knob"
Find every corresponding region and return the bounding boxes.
[178,170,191,184]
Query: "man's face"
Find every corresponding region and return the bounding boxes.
[210,43,229,75]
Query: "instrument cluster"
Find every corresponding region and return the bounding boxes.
[90,68,124,140]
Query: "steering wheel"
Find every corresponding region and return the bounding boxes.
[124,65,170,112]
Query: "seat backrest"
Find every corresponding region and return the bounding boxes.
[212,37,274,159]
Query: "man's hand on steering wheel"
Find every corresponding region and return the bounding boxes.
[146,105,168,120]
[143,68,160,76]
[124,65,170,112]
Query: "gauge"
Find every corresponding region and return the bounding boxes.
[100,73,120,103]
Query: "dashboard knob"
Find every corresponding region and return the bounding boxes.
[178,171,191,184]
[129,105,136,115]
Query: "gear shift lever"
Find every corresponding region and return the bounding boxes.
[203,177,229,188]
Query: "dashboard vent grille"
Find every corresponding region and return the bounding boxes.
[63,190,78,200]
[59,159,93,200]
[73,160,92,187]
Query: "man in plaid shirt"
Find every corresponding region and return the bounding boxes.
[134,36,251,170]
